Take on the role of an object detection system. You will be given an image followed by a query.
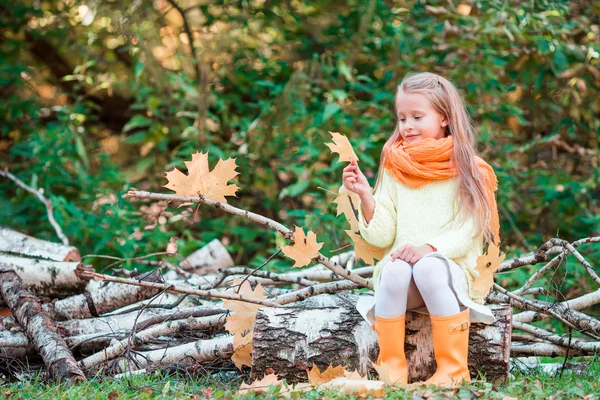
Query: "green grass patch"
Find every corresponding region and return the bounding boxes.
[3,360,600,399]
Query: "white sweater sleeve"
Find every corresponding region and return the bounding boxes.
[427,211,478,259]
[357,168,397,249]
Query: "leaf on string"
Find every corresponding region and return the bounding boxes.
[332,185,361,230]
[345,229,385,265]
[238,372,282,394]
[472,242,506,298]
[306,363,347,386]
[164,151,239,203]
[222,279,266,369]
[281,226,324,268]
[325,131,359,163]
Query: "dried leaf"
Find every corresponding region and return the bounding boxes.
[238,372,282,394]
[222,279,266,369]
[371,360,405,386]
[306,363,347,386]
[344,369,368,380]
[457,4,472,15]
[321,377,385,397]
[325,132,359,163]
[281,226,324,268]
[345,229,385,265]
[472,242,506,298]
[164,152,239,203]
[333,185,361,230]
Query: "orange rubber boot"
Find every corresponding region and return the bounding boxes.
[423,308,471,386]
[373,314,408,385]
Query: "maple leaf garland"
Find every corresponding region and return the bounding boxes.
[281,226,324,268]
[164,152,240,203]
[222,278,266,369]
[472,242,506,298]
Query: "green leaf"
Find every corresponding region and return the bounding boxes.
[123,115,152,133]
[322,103,341,123]
[122,132,148,144]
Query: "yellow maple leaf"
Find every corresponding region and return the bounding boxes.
[326,132,359,163]
[281,226,324,268]
[345,229,385,265]
[472,242,506,298]
[333,185,361,230]
[344,369,368,380]
[371,360,405,386]
[306,363,347,386]
[238,372,282,394]
[321,378,385,397]
[164,152,240,203]
[222,279,266,370]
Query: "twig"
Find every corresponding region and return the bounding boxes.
[126,190,372,289]
[0,169,69,245]
[79,270,280,308]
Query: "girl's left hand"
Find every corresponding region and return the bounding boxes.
[391,244,435,264]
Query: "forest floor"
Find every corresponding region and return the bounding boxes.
[2,360,600,400]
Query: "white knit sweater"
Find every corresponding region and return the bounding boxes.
[357,167,485,303]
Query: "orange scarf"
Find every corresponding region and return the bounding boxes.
[383,136,500,245]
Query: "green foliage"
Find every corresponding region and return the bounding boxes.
[1,0,599,327]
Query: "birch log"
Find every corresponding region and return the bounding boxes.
[0,265,85,381]
[0,254,86,295]
[252,293,511,384]
[107,335,234,374]
[180,239,234,274]
[0,227,80,261]
[42,269,163,321]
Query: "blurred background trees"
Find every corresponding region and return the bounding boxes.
[1,0,598,299]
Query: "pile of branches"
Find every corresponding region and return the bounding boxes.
[0,184,599,383]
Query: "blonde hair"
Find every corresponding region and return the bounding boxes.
[373,72,494,244]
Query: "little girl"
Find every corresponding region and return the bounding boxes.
[342,72,500,386]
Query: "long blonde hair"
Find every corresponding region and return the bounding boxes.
[373,72,494,244]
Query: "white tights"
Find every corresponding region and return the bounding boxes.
[374,257,462,318]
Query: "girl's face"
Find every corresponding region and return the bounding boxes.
[395,91,448,144]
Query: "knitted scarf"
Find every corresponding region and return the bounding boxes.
[383,136,500,245]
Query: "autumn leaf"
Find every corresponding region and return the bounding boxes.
[306,363,347,386]
[472,242,506,298]
[345,229,385,265]
[344,369,368,380]
[164,151,239,203]
[333,185,361,230]
[321,378,385,397]
[238,372,282,394]
[326,131,359,163]
[371,361,406,386]
[281,226,324,268]
[222,279,266,369]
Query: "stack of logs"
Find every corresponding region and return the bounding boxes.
[1,226,597,384]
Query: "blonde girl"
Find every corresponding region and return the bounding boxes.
[342,72,500,386]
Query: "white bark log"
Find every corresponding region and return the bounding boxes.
[107,335,233,374]
[0,227,80,261]
[180,239,234,273]
[0,267,85,381]
[511,342,589,357]
[252,294,512,384]
[79,313,227,369]
[42,269,163,321]
[513,289,600,324]
[0,255,86,294]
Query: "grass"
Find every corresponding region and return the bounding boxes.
[2,360,600,400]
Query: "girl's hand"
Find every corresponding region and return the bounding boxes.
[342,160,371,197]
[391,244,435,264]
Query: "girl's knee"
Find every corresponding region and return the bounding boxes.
[412,257,446,284]
[381,259,412,279]
[379,259,412,290]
